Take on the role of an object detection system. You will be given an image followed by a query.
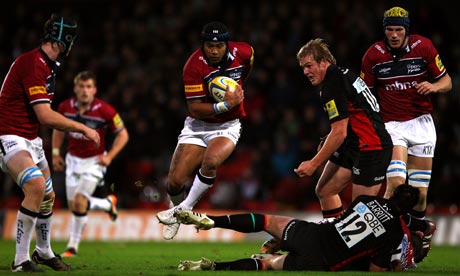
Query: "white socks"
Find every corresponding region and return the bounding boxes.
[89,196,110,211]
[15,209,37,265]
[67,214,88,251]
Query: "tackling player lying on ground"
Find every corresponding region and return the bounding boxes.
[162,185,433,271]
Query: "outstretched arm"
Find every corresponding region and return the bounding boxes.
[33,103,100,147]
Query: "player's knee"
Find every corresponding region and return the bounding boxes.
[315,184,334,199]
[315,185,323,198]
[74,193,89,211]
[408,169,431,189]
[386,160,407,183]
[167,174,187,192]
[200,156,219,173]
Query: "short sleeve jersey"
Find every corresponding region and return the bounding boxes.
[321,195,405,270]
[57,97,125,158]
[360,34,447,122]
[182,41,254,123]
[0,48,57,139]
[320,65,392,151]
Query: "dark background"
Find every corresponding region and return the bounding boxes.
[1,0,459,213]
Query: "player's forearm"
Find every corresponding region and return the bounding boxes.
[311,132,344,166]
[52,129,65,156]
[434,73,452,93]
[34,104,88,133]
[106,128,129,160]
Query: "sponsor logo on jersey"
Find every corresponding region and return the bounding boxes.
[69,132,91,140]
[355,202,385,236]
[374,175,385,182]
[113,113,124,129]
[28,86,47,96]
[374,44,385,54]
[326,99,339,119]
[378,67,391,75]
[410,39,421,49]
[185,84,203,93]
[407,63,421,74]
[435,55,445,71]
[384,80,417,91]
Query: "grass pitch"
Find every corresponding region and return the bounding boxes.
[0,240,458,276]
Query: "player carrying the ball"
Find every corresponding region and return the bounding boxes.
[156,21,254,240]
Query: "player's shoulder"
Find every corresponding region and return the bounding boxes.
[183,48,207,72]
[408,34,435,49]
[94,97,114,108]
[13,48,46,71]
[228,41,253,57]
[364,40,387,56]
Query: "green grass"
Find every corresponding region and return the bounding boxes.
[0,240,458,275]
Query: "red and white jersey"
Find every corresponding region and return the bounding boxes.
[57,97,125,158]
[0,48,57,139]
[360,34,447,122]
[183,41,254,123]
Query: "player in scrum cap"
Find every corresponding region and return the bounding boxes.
[0,13,100,272]
[361,6,450,257]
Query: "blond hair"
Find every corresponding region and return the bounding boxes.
[296,38,336,65]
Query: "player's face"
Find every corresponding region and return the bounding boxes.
[384,26,407,49]
[203,41,227,65]
[299,54,327,86]
[74,79,96,105]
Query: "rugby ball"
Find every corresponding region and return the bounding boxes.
[208,76,238,102]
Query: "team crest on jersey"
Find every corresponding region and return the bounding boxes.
[326,100,339,119]
[28,86,47,96]
[185,84,203,93]
[435,55,445,71]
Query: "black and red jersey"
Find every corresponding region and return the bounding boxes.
[0,48,57,139]
[323,195,406,271]
[57,97,125,158]
[182,41,254,123]
[360,34,447,122]
[320,65,392,151]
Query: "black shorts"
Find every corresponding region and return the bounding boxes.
[281,220,329,271]
[329,145,392,187]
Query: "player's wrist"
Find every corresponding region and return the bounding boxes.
[213,101,230,114]
[52,148,60,156]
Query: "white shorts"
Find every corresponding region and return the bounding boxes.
[177,116,241,147]
[0,135,48,173]
[385,114,436,158]
[65,153,106,201]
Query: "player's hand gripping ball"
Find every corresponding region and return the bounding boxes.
[208,76,238,102]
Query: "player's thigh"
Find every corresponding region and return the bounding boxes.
[407,155,432,170]
[392,145,408,163]
[75,174,101,199]
[316,161,351,195]
[265,215,293,241]
[202,136,236,167]
[4,150,37,181]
